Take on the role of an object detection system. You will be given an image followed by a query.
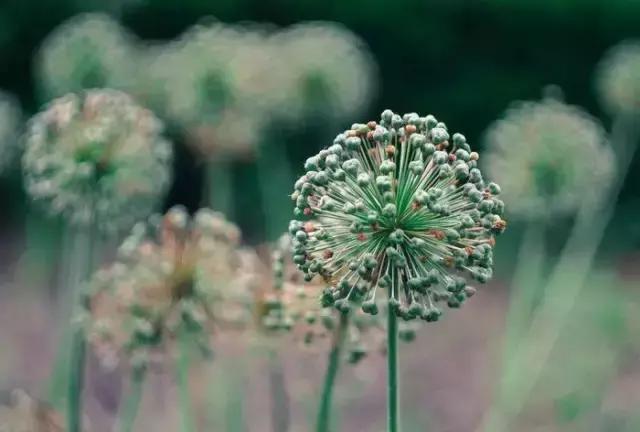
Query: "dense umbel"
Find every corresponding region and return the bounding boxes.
[290,109,506,322]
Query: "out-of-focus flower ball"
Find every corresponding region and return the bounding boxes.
[22,89,173,231]
[84,206,257,370]
[483,97,614,218]
[272,22,377,123]
[596,40,640,116]
[35,13,139,100]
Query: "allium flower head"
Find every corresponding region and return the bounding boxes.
[251,234,403,364]
[84,206,255,369]
[0,389,66,432]
[144,22,276,158]
[36,13,138,100]
[273,22,377,122]
[596,40,640,115]
[290,110,505,323]
[483,97,614,218]
[0,91,22,174]
[23,89,173,230]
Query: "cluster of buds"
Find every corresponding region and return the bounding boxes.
[483,97,614,218]
[35,13,139,100]
[83,206,256,369]
[254,234,410,364]
[22,89,173,231]
[290,110,506,323]
[0,91,22,174]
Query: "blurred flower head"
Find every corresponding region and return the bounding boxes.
[0,389,66,432]
[35,13,139,100]
[22,89,173,231]
[290,109,505,324]
[483,97,614,218]
[144,21,277,159]
[84,206,256,370]
[273,22,377,123]
[0,91,22,175]
[596,40,640,116]
[253,234,404,364]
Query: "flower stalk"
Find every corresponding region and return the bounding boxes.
[316,313,349,432]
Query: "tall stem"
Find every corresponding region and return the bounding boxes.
[116,368,146,432]
[268,349,290,432]
[316,313,349,432]
[387,308,399,432]
[204,159,233,217]
[177,333,196,432]
[68,218,97,432]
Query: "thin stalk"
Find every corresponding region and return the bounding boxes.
[67,218,97,432]
[115,368,146,432]
[176,333,196,432]
[316,313,349,432]
[255,133,294,242]
[204,159,233,217]
[268,349,290,432]
[67,326,87,432]
[387,307,399,432]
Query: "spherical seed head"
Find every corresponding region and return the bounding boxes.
[596,40,640,116]
[22,89,173,232]
[252,233,390,361]
[0,92,22,175]
[271,22,377,122]
[0,389,68,432]
[143,22,274,159]
[290,109,504,323]
[35,13,139,100]
[483,97,614,218]
[84,206,253,368]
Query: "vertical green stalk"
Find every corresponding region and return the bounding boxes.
[67,326,86,432]
[67,220,96,432]
[177,333,196,432]
[268,349,290,432]
[116,368,146,432]
[204,159,233,217]
[255,132,294,242]
[316,313,349,432]
[387,307,399,432]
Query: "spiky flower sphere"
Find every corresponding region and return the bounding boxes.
[290,110,505,323]
[596,40,640,116]
[35,13,138,100]
[484,98,614,218]
[83,206,255,369]
[0,91,22,174]
[0,389,67,432]
[273,22,377,122]
[23,89,173,231]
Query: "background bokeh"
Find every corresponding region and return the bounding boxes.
[0,1,638,431]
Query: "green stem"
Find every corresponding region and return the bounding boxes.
[68,326,86,432]
[177,334,196,432]
[387,307,399,432]
[316,313,349,432]
[204,159,233,217]
[116,368,146,432]
[268,349,290,432]
[67,221,97,432]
